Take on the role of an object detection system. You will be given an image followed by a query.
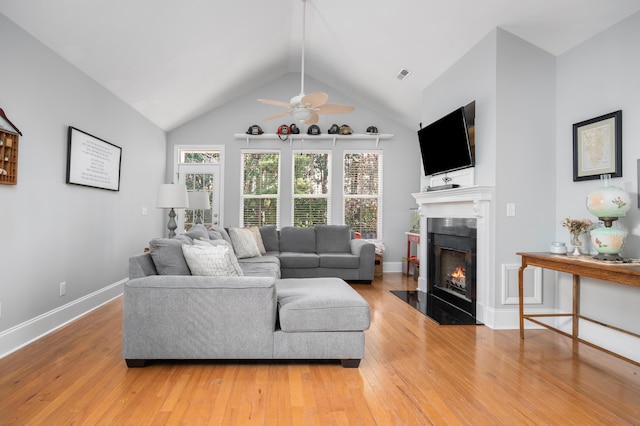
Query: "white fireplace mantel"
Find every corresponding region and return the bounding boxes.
[412,186,495,327]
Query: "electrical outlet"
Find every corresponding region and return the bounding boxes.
[142,206,148,216]
[60,282,66,296]
[506,203,516,217]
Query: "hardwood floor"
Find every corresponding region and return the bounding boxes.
[1,273,639,425]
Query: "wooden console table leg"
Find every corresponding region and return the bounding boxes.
[519,262,526,339]
[573,274,580,339]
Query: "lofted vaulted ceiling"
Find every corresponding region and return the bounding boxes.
[1,0,639,131]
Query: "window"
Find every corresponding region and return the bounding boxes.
[343,151,383,239]
[179,149,221,164]
[292,151,331,227]
[241,150,280,227]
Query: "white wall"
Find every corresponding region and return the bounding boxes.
[167,72,420,265]
[554,11,640,361]
[0,14,167,357]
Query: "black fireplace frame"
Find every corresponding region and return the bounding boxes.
[427,218,477,319]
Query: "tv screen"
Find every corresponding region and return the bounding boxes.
[418,106,474,177]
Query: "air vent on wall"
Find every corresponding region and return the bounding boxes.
[397,68,411,80]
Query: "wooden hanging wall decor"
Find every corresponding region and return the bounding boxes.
[0,108,22,185]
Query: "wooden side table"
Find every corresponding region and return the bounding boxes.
[517,252,640,366]
[405,232,420,275]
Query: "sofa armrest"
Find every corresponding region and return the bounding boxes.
[123,275,277,359]
[350,239,376,280]
[129,253,158,279]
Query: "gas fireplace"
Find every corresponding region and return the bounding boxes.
[427,217,481,325]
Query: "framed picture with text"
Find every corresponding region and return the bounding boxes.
[572,110,622,181]
[66,127,122,191]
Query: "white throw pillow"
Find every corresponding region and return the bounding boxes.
[181,243,241,276]
[228,227,262,259]
[195,239,243,276]
[248,226,266,254]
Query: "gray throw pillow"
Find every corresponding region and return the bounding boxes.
[185,223,209,241]
[149,238,192,275]
[259,225,279,252]
[209,226,233,246]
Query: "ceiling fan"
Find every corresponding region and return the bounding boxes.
[257,0,354,125]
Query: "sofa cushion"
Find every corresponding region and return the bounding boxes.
[276,278,370,332]
[182,243,242,276]
[319,253,359,269]
[228,227,262,259]
[195,239,243,276]
[208,226,233,246]
[259,225,279,253]
[315,225,351,253]
[279,252,319,268]
[149,237,192,275]
[279,226,316,253]
[185,223,210,241]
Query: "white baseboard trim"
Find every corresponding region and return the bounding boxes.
[484,306,561,330]
[0,278,127,359]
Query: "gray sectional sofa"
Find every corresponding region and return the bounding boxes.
[123,224,374,368]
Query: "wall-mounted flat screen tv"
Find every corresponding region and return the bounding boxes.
[418,105,474,177]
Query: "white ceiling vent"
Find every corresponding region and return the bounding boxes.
[396,68,411,80]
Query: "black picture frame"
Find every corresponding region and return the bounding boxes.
[572,110,622,181]
[66,127,122,191]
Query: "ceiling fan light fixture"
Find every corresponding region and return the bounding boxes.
[291,107,312,122]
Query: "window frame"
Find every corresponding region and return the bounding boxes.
[342,149,383,240]
[240,149,281,228]
[291,149,332,227]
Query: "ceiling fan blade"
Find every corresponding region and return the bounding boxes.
[301,92,329,107]
[305,112,320,125]
[316,103,355,115]
[263,111,291,121]
[257,98,293,108]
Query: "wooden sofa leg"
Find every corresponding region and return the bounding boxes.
[341,359,361,368]
[125,359,147,368]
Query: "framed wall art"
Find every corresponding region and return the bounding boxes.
[66,126,122,191]
[572,110,622,181]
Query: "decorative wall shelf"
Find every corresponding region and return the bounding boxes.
[233,133,393,147]
[0,108,22,186]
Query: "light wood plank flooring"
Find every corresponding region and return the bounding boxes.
[1,273,639,425]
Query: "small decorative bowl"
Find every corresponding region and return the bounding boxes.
[550,242,567,254]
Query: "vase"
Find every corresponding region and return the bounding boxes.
[570,233,582,256]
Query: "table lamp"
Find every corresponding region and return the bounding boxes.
[156,184,189,237]
[188,191,211,224]
[586,174,631,261]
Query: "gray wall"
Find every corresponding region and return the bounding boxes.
[421,14,640,360]
[554,11,640,360]
[167,73,420,265]
[421,28,558,323]
[0,14,167,355]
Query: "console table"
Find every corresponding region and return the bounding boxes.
[517,252,640,366]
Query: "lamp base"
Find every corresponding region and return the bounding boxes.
[593,253,625,262]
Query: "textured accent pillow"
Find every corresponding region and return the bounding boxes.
[195,239,243,276]
[182,243,241,276]
[248,226,266,254]
[228,227,262,259]
[149,238,192,275]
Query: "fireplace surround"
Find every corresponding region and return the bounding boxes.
[413,186,494,327]
[427,217,479,324]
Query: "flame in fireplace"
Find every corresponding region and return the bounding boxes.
[451,265,465,279]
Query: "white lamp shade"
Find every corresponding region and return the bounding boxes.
[188,191,210,210]
[156,184,189,209]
